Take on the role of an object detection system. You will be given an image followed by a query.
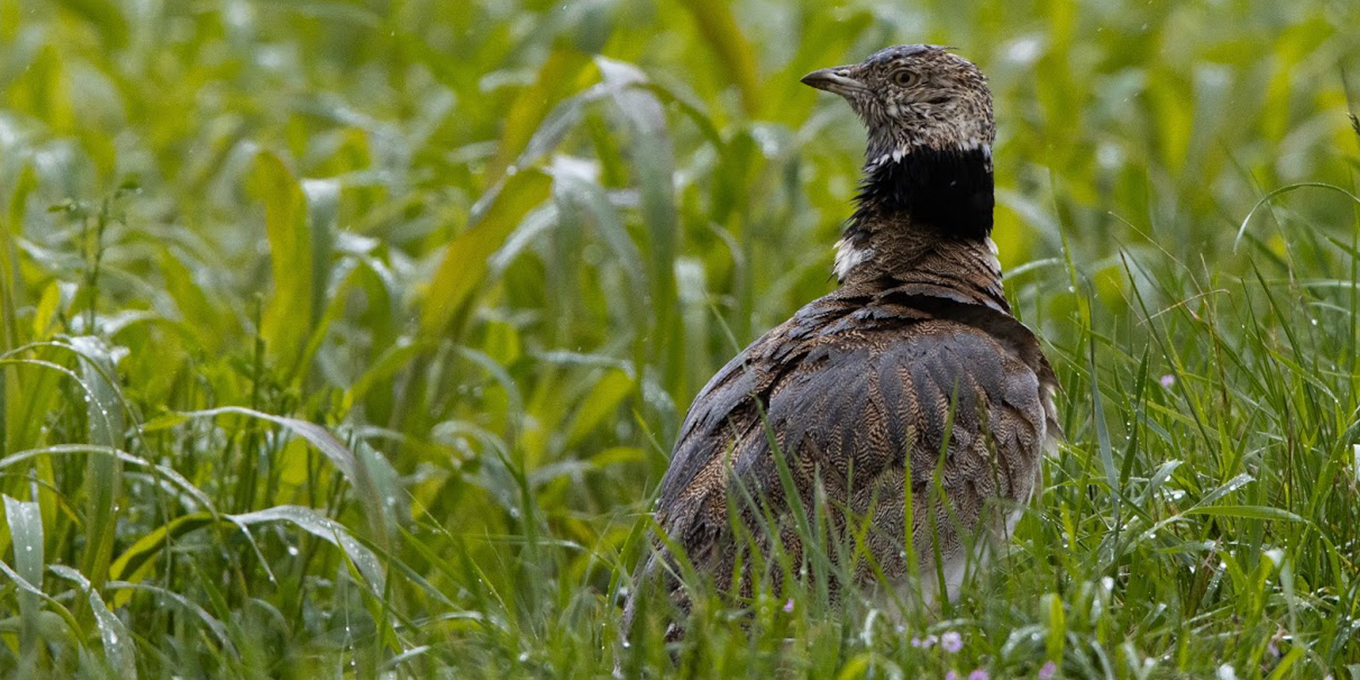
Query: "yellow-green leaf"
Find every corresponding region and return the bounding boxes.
[250,151,315,373]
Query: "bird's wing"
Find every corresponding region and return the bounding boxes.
[651,298,1049,570]
[746,321,1047,508]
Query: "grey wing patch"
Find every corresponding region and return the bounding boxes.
[653,354,761,512]
[885,327,1047,501]
[746,324,1046,502]
[653,296,851,515]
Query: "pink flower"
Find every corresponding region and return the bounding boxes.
[1159,374,1175,388]
[968,670,989,680]
[940,631,963,653]
[911,634,938,648]
[783,598,794,613]
[1039,661,1057,679]
[945,672,958,680]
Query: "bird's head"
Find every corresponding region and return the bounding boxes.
[802,45,995,167]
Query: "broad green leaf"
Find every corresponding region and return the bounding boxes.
[420,168,551,338]
[4,494,44,662]
[491,47,594,178]
[250,151,317,375]
[681,0,759,116]
[566,368,634,447]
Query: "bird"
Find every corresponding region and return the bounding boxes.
[623,44,1060,635]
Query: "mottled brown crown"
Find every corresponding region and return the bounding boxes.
[802,45,995,165]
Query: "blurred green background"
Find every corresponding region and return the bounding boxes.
[2,0,1359,677]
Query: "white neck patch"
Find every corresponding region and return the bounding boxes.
[865,141,992,171]
[833,238,874,281]
[983,236,1002,273]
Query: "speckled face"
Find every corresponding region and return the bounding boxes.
[802,45,995,166]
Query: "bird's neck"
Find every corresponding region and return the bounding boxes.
[834,143,1008,312]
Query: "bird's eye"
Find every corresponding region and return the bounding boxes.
[891,70,919,87]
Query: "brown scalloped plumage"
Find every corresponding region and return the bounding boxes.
[624,45,1060,634]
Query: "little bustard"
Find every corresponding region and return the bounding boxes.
[624,44,1060,633]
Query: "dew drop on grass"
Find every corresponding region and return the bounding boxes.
[287,545,300,556]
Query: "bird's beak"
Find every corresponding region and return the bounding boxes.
[800,66,866,96]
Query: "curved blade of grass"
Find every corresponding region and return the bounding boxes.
[108,512,216,585]
[105,581,236,656]
[49,564,137,679]
[176,406,395,544]
[67,335,125,595]
[1183,505,1305,522]
[227,505,385,593]
[1233,182,1360,251]
[0,443,212,512]
[0,559,81,650]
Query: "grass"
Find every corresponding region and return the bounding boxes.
[1,0,1360,677]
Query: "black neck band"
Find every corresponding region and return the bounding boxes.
[850,146,994,241]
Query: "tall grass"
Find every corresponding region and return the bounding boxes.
[1,0,1359,677]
